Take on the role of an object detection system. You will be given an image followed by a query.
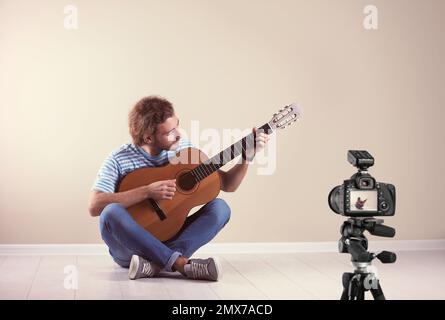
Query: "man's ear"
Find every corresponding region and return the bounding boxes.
[144,133,153,144]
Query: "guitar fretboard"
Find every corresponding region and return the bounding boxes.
[190,123,272,182]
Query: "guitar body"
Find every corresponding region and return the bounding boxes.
[117,147,221,242]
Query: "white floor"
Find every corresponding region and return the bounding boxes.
[0,250,444,300]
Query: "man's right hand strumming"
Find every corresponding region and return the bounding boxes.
[147,179,177,201]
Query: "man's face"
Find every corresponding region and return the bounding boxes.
[149,115,181,151]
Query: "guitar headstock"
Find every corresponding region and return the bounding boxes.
[268,103,303,131]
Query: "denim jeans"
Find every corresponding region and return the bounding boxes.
[99,198,231,272]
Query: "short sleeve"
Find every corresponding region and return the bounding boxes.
[91,155,121,193]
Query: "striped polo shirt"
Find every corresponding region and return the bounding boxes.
[92,138,193,193]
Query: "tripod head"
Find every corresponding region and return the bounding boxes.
[338,217,397,264]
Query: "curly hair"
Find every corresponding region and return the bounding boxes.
[128,96,175,146]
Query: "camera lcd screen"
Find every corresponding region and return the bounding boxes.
[349,189,378,212]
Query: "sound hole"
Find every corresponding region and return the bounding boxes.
[177,171,198,191]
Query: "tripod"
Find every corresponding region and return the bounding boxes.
[338,217,397,300]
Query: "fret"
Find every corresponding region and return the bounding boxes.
[201,163,210,176]
[209,162,219,172]
[233,140,244,157]
[210,154,221,166]
[241,137,247,159]
[198,165,206,177]
[222,148,231,166]
[203,164,212,175]
[196,166,204,180]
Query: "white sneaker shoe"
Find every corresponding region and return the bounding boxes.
[184,257,221,281]
[128,255,161,280]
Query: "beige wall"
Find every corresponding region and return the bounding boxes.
[1,0,444,244]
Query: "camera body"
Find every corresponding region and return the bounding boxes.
[329,151,396,217]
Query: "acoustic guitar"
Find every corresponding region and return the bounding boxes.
[117,104,303,241]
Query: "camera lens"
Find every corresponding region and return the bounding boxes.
[328,186,343,215]
[381,201,389,211]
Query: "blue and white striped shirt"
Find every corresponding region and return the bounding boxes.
[92,139,193,193]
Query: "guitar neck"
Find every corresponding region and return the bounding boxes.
[190,122,273,182]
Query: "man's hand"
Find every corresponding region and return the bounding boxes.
[244,127,270,161]
[147,179,177,200]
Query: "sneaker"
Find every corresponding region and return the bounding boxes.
[184,257,221,281]
[128,255,161,280]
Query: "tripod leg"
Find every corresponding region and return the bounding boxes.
[341,273,363,300]
[349,276,361,300]
[341,288,349,300]
[370,281,386,300]
[357,286,366,300]
[341,273,353,300]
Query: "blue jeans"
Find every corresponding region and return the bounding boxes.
[99,198,231,272]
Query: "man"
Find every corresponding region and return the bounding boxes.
[355,197,367,210]
[89,96,269,281]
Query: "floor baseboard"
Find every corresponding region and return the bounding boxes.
[0,240,444,255]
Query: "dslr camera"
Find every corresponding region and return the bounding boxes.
[329,150,396,217]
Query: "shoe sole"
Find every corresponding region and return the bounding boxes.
[128,254,139,280]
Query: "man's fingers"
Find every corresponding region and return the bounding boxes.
[167,179,176,187]
[256,137,268,145]
[256,137,267,143]
[163,192,174,200]
[256,134,269,141]
[161,180,176,188]
[258,132,268,138]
